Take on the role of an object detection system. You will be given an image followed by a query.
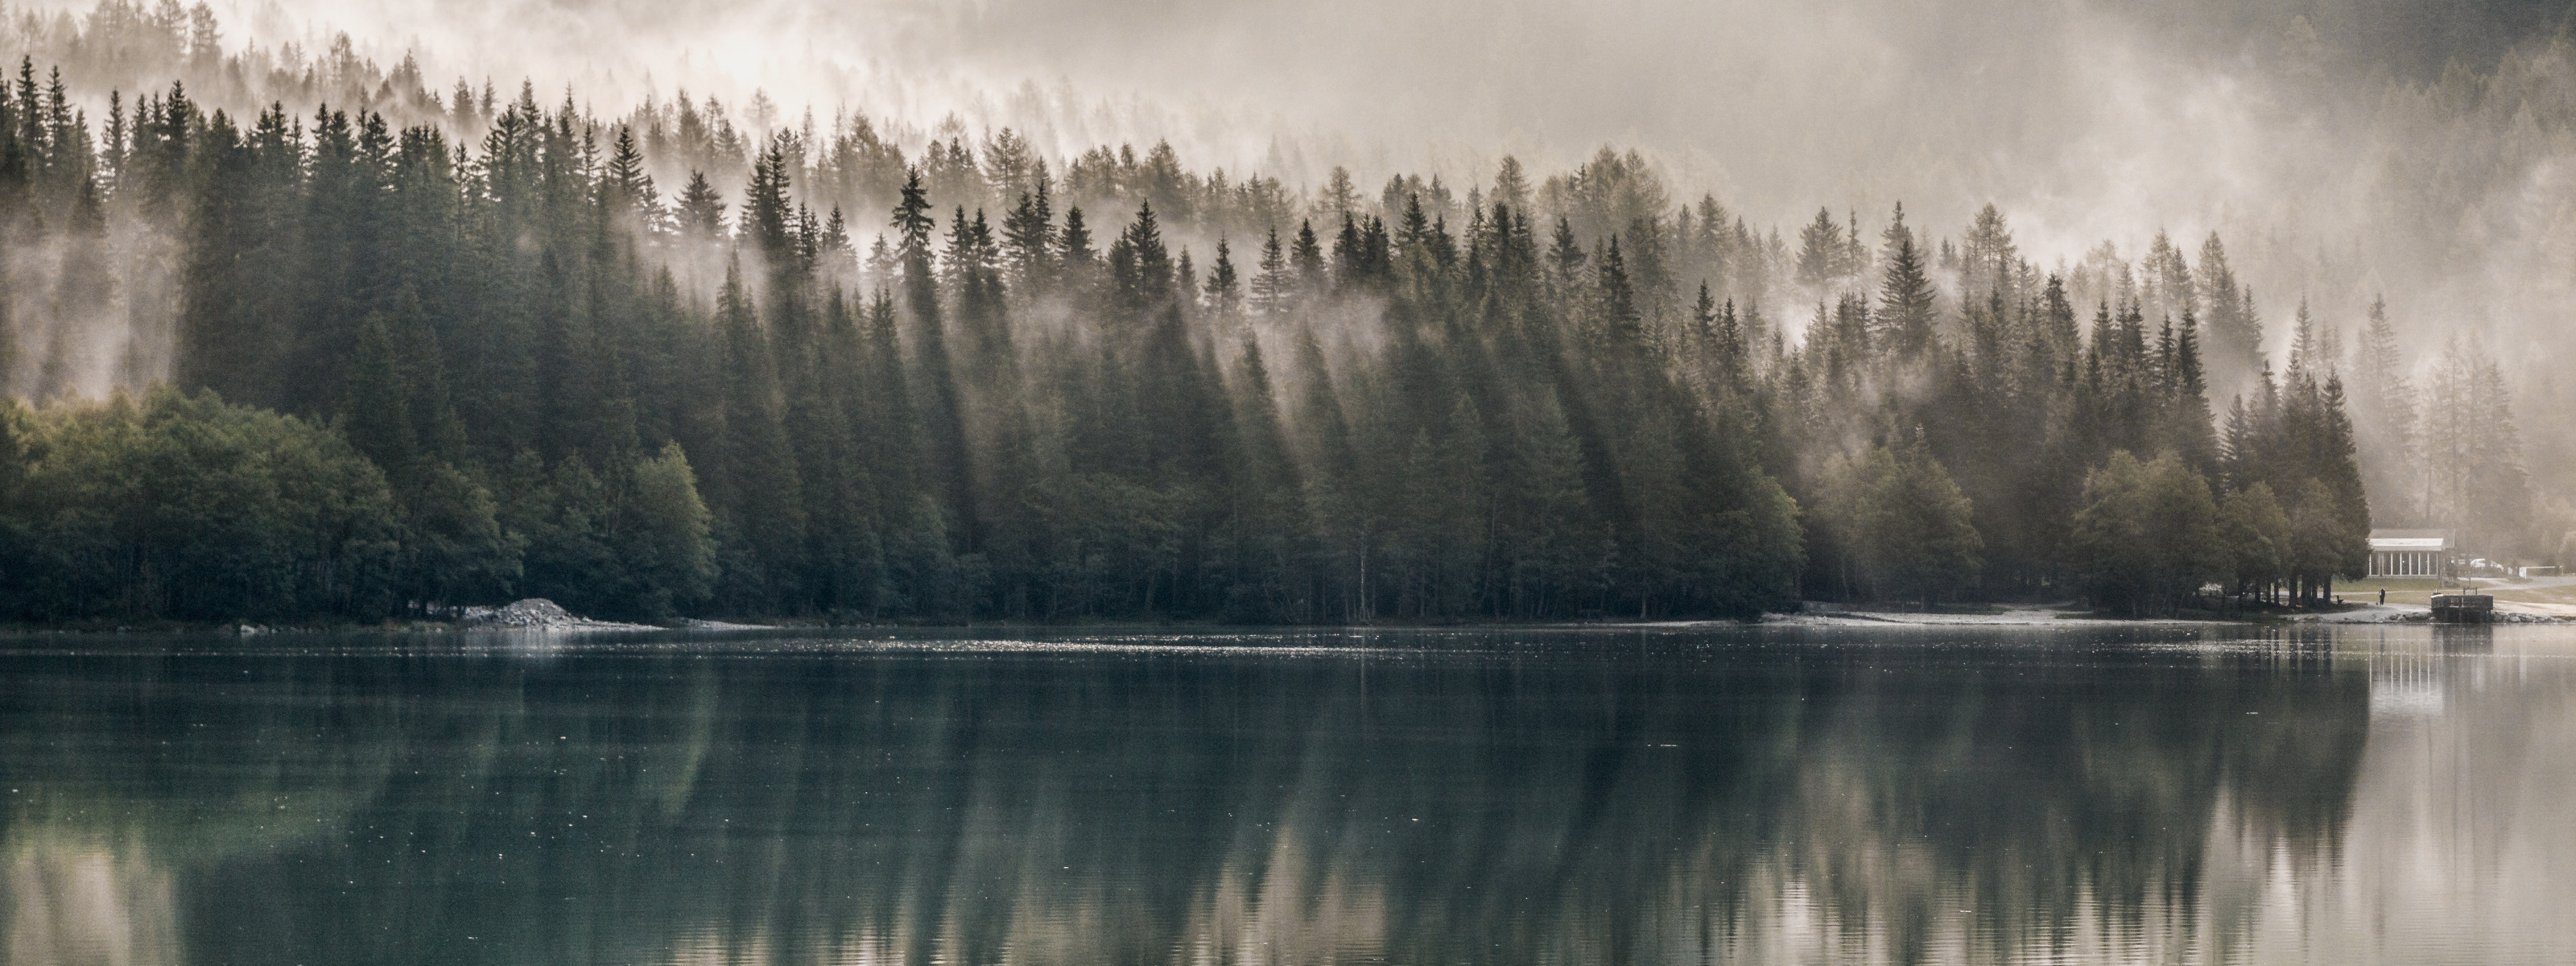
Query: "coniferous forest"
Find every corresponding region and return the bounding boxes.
[13,2,2548,625]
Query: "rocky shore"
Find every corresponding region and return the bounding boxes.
[457,599,656,631]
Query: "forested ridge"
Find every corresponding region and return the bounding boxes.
[0,15,2461,623]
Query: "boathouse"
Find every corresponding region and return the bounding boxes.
[2368,529,2451,579]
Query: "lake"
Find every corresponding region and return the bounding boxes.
[0,624,2567,964]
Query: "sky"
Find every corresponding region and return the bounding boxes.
[145,1,2551,255]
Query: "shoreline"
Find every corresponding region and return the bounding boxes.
[14,587,2576,637]
[14,605,2557,637]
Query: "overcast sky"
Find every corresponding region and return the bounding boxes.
[146,2,2545,252]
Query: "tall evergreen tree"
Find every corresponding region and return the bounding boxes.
[1250,225,1290,316]
[1875,208,1936,359]
[1206,237,1242,324]
[676,170,724,237]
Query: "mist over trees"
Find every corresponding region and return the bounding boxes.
[0,1,2549,624]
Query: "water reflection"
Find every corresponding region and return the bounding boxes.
[7,835,174,966]
[0,625,2567,964]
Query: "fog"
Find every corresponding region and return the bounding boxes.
[151,1,2566,326]
[6,0,2571,493]
[187,0,2390,233]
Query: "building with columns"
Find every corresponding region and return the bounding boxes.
[2368,530,2451,579]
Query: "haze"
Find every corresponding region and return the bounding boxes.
[7,0,2574,479]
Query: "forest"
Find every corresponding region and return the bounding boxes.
[0,2,2544,625]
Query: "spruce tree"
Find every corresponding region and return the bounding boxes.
[1875,215,1936,359]
[1206,237,1242,324]
[676,170,725,237]
[1490,155,1531,213]
[603,126,658,226]
[1546,217,1586,293]
[1001,182,1055,294]
[894,168,976,555]
[712,257,809,612]
[1057,204,1096,293]
[1250,225,1290,316]
[1290,219,1327,295]
[1793,207,1846,295]
[1597,236,1640,343]
[2167,311,2218,473]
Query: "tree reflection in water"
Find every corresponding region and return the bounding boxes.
[0,625,2566,964]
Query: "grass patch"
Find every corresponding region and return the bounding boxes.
[2332,577,2450,606]
[2490,583,2576,607]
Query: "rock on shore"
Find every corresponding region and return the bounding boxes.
[459,599,654,630]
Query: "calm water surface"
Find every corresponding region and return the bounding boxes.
[0,624,2569,965]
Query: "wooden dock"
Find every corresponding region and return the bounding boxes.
[2430,593,2495,624]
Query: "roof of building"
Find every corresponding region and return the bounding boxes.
[2368,528,2451,551]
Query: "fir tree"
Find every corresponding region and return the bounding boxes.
[1597,235,1640,343]
[1206,237,1242,324]
[1249,225,1290,316]
[603,126,657,224]
[1875,208,1936,359]
[1793,207,1847,295]
[1001,181,1055,294]
[1290,219,1327,294]
[676,170,724,237]
[1058,204,1097,279]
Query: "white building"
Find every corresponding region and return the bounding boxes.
[2368,529,2451,579]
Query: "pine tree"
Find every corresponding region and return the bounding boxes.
[2287,298,2320,375]
[1206,237,1242,324]
[1315,165,1359,221]
[1597,235,1640,343]
[894,167,976,555]
[341,312,419,479]
[1331,213,1364,292]
[1715,295,1748,387]
[1794,207,1847,295]
[2168,312,2218,473]
[2351,295,2417,523]
[1113,201,1174,312]
[1001,181,1055,294]
[742,141,798,267]
[676,170,724,237]
[1690,283,1721,361]
[893,167,938,258]
[1058,204,1096,286]
[2195,232,2262,395]
[2466,359,2533,555]
[1959,204,2017,302]
[1490,155,1531,213]
[1546,217,1586,295]
[1249,225,1290,316]
[1875,209,1936,359]
[603,126,658,225]
[712,257,808,612]
[1290,219,1326,295]
[2141,229,2192,323]
[821,207,851,258]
